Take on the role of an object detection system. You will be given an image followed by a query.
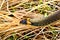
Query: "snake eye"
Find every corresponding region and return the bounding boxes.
[20,19,27,24]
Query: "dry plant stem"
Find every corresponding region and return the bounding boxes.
[10,27,38,35]
[44,10,53,13]
[43,30,60,34]
[3,33,21,40]
[0,25,28,33]
[19,28,38,33]
[33,26,47,39]
[44,35,49,40]
[49,3,60,9]
[0,25,37,33]
[18,28,41,40]
[53,33,59,40]
[6,0,12,14]
[9,1,20,6]
[10,0,30,9]
[11,2,25,9]
[0,37,2,40]
[3,0,21,9]
[4,26,38,39]
[14,28,33,33]
[3,29,60,40]
[0,0,5,10]
[28,0,56,13]
[24,0,56,16]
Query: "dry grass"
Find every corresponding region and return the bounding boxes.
[0,0,60,40]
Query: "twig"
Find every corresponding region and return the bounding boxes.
[27,0,56,13]
[0,0,5,10]
[3,33,21,40]
[17,28,40,40]
[49,3,60,9]
[6,0,12,14]
[33,26,47,39]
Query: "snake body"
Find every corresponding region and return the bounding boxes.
[30,10,60,26]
